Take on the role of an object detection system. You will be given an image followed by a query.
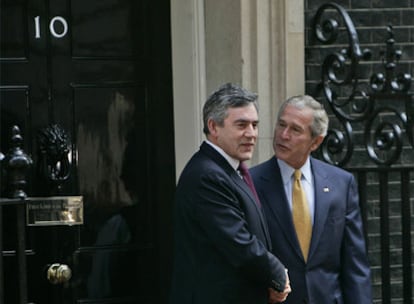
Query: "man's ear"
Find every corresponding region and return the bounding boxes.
[310,135,324,152]
[207,119,218,137]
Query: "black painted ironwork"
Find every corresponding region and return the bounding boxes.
[0,125,31,304]
[312,3,413,304]
[400,169,412,303]
[313,3,413,168]
[2,126,33,199]
[0,197,30,304]
[37,124,71,194]
[0,124,78,303]
[15,201,28,304]
[370,26,411,94]
[379,171,391,302]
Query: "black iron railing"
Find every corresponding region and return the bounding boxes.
[312,3,413,303]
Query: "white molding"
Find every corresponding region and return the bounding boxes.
[170,0,304,172]
[170,0,206,180]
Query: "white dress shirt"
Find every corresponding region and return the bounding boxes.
[205,140,240,171]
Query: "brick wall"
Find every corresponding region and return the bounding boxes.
[304,1,414,303]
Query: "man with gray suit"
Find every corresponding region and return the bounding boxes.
[251,95,372,304]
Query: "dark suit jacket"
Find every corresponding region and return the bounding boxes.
[251,157,372,304]
[169,142,286,304]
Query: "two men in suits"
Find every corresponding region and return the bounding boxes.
[251,95,372,303]
[170,83,290,304]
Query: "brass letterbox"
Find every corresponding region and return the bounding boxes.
[26,196,83,226]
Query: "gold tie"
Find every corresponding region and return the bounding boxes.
[292,169,312,261]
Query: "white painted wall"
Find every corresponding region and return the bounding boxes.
[171,0,304,180]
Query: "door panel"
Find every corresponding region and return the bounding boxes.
[71,0,139,58]
[1,0,174,303]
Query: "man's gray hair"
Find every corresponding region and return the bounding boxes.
[203,83,258,135]
[278,95,329,137]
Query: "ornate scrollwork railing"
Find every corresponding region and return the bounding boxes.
[312,2,413,167]
[370,26,412,94]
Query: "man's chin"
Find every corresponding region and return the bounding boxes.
[239,152,254,161]
[242,152,253,160]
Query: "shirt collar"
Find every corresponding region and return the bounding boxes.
[205,140,240,171]
[277,157,312,183]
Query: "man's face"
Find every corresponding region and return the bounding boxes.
[208,104,259,161]
[273,104,323,168]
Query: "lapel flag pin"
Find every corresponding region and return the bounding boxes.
[323,187,329,192]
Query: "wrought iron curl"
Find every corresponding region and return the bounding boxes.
[314,3,361,82]
[365,106,407,165]
[320,120,353,166]
[313,2,374,165]
[366,25,413,163]
[312,3,414,167]
[313,2,373,122]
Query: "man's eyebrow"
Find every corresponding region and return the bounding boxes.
[279,119,301,127]
[234,118,259,123]
[291,123,306,132]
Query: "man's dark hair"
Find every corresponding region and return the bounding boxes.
[202,83,258,135]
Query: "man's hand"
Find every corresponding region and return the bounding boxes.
[268,270,291,303]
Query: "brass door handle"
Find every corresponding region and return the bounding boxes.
[46,263,72,284]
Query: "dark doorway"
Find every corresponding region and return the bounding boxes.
[0,0,175,303]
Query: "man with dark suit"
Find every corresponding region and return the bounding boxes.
[169,83,290,304]
[251,95,372,304]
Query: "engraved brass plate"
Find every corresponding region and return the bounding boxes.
[26,196,83,226]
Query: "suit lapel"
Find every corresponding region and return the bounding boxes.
[232,173,272,247]
[259,158,303,258]
[200,142,272,248]
[307,158,330,261]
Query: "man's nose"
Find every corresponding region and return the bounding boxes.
[245,124,257,137]
[280,127,290,139]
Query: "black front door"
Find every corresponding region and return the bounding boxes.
[0,0,175,303]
